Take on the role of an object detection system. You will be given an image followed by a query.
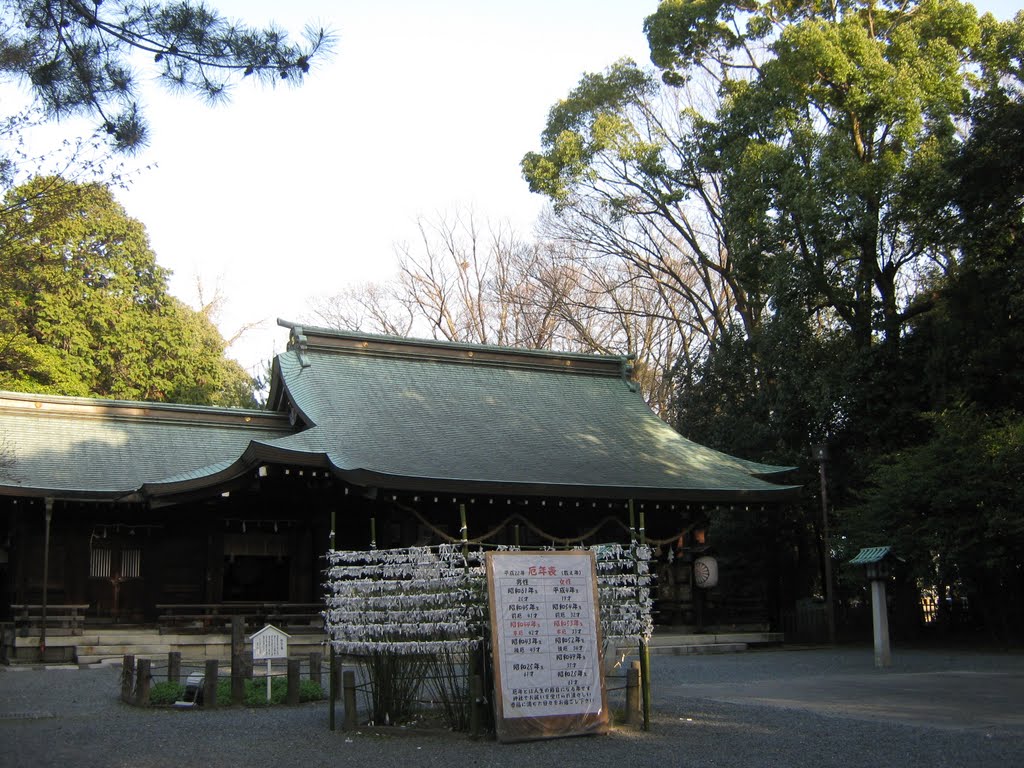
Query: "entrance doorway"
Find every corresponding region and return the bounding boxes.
[223,555,289,601]
[222,532,290,602]
[88,542,144,621]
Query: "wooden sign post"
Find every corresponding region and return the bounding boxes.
[486,550,609,742]
[250,624,290,703]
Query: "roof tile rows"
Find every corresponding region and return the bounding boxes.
[0,326,798,503]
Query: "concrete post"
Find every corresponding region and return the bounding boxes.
[871,578,892,668]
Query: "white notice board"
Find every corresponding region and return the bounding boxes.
[486,551,609,742]
[250,624,290,660]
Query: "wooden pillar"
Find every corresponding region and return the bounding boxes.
[625,660,642,725]
[231,616,245,705]
[121,654,135,702]
[329,646,337,730]
[287,658,301,705]
[203,660,219,707]
[134,658,151,706]
[168,652,181,685]
[40,498,53,658]
[470,673,483,738]
[309,652,322,686]
[343,670,357,729]
[206,530,224,603]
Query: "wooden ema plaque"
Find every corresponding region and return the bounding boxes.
[486,551,609,742]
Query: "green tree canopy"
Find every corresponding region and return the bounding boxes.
[0,176,256,406]
[525,0,1024,638]
[647,0,1001,348]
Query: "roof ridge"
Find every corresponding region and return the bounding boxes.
[0,390,285,429]
[278,320,635,379]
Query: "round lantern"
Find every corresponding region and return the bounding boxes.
[693,556,718,589]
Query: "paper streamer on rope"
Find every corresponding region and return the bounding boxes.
[323,542,653,656]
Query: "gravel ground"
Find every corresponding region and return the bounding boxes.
[2,647,1023,768]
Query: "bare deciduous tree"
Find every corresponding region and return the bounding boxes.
[309,209,696,414]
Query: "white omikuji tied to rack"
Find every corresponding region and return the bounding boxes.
[322,543,653,657]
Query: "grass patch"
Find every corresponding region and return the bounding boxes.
[217,676,324,707]
[149,681,185,706]
[144,677,324,707]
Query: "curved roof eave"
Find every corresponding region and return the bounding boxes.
[0,483,144,503]
[138,438,802,504]
[321,465,803,503]
[746,464,799,479]
[139,440,333,499]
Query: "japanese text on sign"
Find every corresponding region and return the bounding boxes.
[251,625,289,660]
[488,552,604,720]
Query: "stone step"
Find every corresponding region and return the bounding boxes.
[651,642,749,655]
[72,628,327,665]
[647,631,783,646]
[614,631,781,659]
[7,626,323,665]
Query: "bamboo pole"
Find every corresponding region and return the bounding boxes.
[329,509,337,731]
[638,508,652,731]
[459,504,469,560]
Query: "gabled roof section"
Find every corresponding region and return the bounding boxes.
[0,391,292,499]
[0,326,798,503]
[849,546,897,565]
[265,322,798,501]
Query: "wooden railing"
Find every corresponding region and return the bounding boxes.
[11,604,90,636]
[155,602,324,633]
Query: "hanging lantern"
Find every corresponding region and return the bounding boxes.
[693,556,718,589]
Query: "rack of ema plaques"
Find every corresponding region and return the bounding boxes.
[485,550,610,743]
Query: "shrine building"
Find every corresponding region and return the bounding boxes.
[0,323,798,649]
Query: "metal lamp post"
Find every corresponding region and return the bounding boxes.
[813,444,836,644]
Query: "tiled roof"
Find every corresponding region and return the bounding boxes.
[0,325,799,502]
[0,392,291,498]
[848,546,894,565]
[256,325,798,501]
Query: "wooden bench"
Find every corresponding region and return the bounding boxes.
[11,604,89,636]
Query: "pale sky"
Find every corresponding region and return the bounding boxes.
[120,0,661,374]
[4,0,1020,376]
